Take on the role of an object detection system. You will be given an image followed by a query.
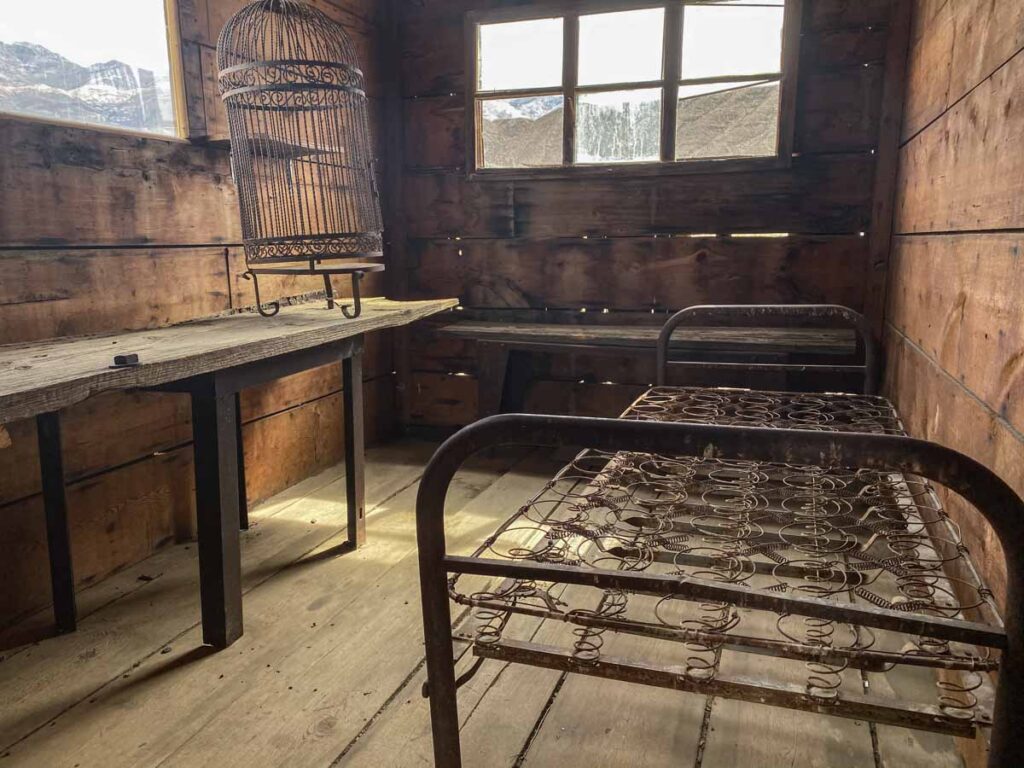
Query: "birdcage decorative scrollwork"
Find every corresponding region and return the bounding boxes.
[217,0,384,318]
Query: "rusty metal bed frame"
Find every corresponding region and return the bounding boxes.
[656,303,879,394]
[415,307,1022,768]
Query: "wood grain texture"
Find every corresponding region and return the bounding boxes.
[241,375,392,504]
[895,48,1024,234]
[0,0,397,630]
[0,374,394,624]
[192,0,376,48]
[884,328,1016,608]
[884,1,1024,709]
[795,65,885,153]
[393,0,896,427]
[0,439,440,744]
[408,371,479,426]
[0,447,194,624]
[403,155,874,239]
[0,298,455,424]
[405,236,869,311]
[0,248,232,343]
[862,0,912,334]
[901,0,1024,141]
[0,445,545,766]
[887,233,1024,432]
[180,41,210,139]
[0,118,240,247]
[0,391,191,508]
[807,0,892,29]
[0,334,391,507]
[239,333,393,422]
[436,322,854,355]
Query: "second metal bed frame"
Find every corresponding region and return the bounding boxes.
[656,303,879,394]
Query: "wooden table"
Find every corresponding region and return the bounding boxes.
[436,320,857,417]
[0,297,456,648]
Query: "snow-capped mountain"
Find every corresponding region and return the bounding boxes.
[0,41,173,134]
[482,95,563,121]
[481,83,780,166]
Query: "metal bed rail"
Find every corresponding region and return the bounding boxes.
[656,304,879,394]
[416,414,1024,768]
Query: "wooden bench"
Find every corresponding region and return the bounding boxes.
[414,308,1018,768]
[437,304,875,417]
[0,297,455,648]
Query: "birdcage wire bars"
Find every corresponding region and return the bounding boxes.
[217,0,384,318]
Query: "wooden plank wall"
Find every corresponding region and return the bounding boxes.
[0,0,394,627]
[885,0,1024,628]
[391,0,903,427]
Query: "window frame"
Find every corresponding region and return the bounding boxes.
[0,0,188,141]
[465,0,802,179]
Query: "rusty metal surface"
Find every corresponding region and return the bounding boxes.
[656,304,879,394]
[417,388,1017,766]
[217,0,384,317]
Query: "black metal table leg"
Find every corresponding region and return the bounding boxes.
[234,392,249,531]
[342,343,366,548]
[476,343,510,418]
[36,412,77,634]
[191,385,243,649]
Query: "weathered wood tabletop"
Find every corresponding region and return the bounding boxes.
[437,320,857,355]
[0,297,457,423]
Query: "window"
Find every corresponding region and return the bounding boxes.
[468,0,797,174]
[0,0,182,137]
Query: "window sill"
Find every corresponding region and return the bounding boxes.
[0,111,189,144]
[466,154,791,181]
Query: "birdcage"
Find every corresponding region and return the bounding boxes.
[217,0,383,318]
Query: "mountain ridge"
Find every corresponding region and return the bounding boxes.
[0,40,173,134]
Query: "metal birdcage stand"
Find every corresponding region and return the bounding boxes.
[217,0,384,318]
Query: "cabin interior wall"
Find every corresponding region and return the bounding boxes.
[0,0,395,628]
[389,0,902,428]
[884,0,1024,618]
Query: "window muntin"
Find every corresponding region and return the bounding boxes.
[471,0,793,172]
[0,0,181,137]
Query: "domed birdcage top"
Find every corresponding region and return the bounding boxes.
[217,0,384,318]
[217,0,362,89]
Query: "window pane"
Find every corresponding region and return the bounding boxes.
[480,95,563,168]
[479,18,563,91]
[576,88,661,164]
[681,6,785,80]
[578,8,665,86]
[0,0,178,135]
[676,80,779,160]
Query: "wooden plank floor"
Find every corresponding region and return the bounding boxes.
[0,440,968,767]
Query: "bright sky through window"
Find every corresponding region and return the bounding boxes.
[681,6,784,79]
[0,0,177,135]
[578,8,664,86]
[478,18,563,91]
[1,2,172,75]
